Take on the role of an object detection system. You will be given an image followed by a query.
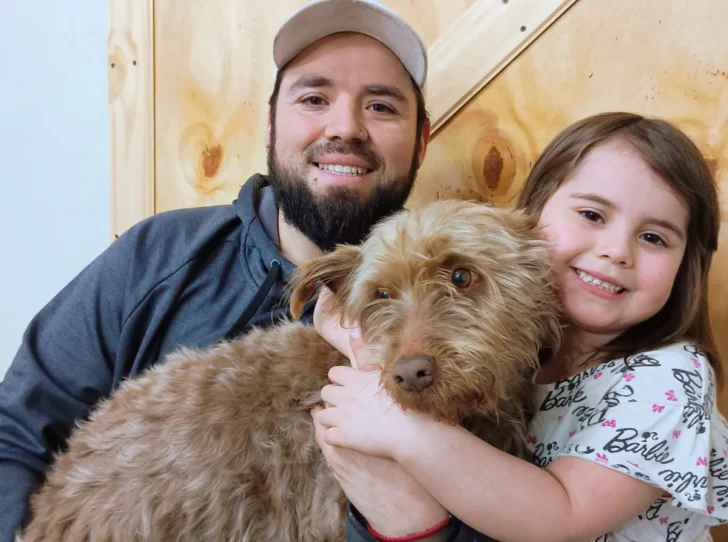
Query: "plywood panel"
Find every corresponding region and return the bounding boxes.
[108,0,155,239]
[152,0,478,214]
[427,0,578,132]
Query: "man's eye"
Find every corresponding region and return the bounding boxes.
[302,96,325,106]
[370,103,395,114]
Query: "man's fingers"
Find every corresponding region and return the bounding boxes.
[313,286,358,361]
[349,327,378,368]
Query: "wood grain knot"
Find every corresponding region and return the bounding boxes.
[202,145,223,178]
[483,146,504,189]
[179,123,226,195]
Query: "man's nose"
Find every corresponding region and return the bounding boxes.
[323,102,367,143]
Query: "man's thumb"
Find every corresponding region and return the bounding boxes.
[349,327,380,372]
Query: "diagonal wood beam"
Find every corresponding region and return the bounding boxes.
[427,0,580,134]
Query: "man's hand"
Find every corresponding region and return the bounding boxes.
[312,404,449,538]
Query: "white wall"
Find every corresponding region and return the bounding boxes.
[0,1,111,379]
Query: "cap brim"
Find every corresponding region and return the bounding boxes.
[273,0,427,88]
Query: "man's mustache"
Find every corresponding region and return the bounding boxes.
[304,141,384,170]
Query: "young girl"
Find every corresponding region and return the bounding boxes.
[312,112,728,541]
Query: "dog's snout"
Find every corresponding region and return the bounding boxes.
[393,354,435,392]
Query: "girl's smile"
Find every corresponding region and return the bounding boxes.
[571,267,627,299]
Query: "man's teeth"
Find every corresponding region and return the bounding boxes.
[318,163,368,176]
[576,270,625,294]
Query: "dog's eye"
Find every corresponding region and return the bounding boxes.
[376,288,391,299]
[451,269,473,288]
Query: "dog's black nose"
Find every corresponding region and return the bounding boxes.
[393,354,435,392]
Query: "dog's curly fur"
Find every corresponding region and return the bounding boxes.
[19,200,561,542]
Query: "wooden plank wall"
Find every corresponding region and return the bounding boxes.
[151,0,479,214]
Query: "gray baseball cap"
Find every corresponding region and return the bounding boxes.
[273,0,428,88]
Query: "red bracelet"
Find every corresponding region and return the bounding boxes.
[366,516,451,541]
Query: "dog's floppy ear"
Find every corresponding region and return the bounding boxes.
[288,244,362,320]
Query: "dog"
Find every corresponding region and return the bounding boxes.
[19,200,561,542]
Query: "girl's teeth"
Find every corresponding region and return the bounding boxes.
[576,270,624,294]
[318,164,368,176]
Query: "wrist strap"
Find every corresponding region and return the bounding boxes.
[366,516,451,541]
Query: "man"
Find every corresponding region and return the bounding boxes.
[0,1,485,540]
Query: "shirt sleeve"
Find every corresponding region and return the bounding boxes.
[559,345,728,521]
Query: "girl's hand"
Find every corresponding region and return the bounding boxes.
[315,367,426,458]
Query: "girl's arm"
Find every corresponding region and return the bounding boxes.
[317,368,663,542]
[395,415,662,542]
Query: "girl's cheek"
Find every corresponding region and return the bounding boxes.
[539,226,565,258]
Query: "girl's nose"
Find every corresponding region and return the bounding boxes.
[596,231,634,268]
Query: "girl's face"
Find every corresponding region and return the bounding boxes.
[537,138,689,344]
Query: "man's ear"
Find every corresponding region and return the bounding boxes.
[416,120,431,169]
[288,245,362,320]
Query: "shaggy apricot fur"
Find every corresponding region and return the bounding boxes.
[20,200,561,542]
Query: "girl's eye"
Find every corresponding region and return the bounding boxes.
[375,288,391,299]
[579,210,604,223]
[641,233,666,246]
[370,103,395,114]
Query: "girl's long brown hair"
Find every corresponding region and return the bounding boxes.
[516,112,723,384]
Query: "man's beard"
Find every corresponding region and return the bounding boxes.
[267,130,419,252]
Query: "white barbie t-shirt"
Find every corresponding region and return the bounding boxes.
[528,342,728,541]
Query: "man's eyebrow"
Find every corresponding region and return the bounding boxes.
[570,193,685,240]
[363,85,409,104]
[286,78,410,104]
[285,76,334,95]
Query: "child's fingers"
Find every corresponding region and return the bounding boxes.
[328,366,379,387]
[320,382,350,406]
[310,406,330,450]
[313,405,341,428]
[321,426,347,448]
